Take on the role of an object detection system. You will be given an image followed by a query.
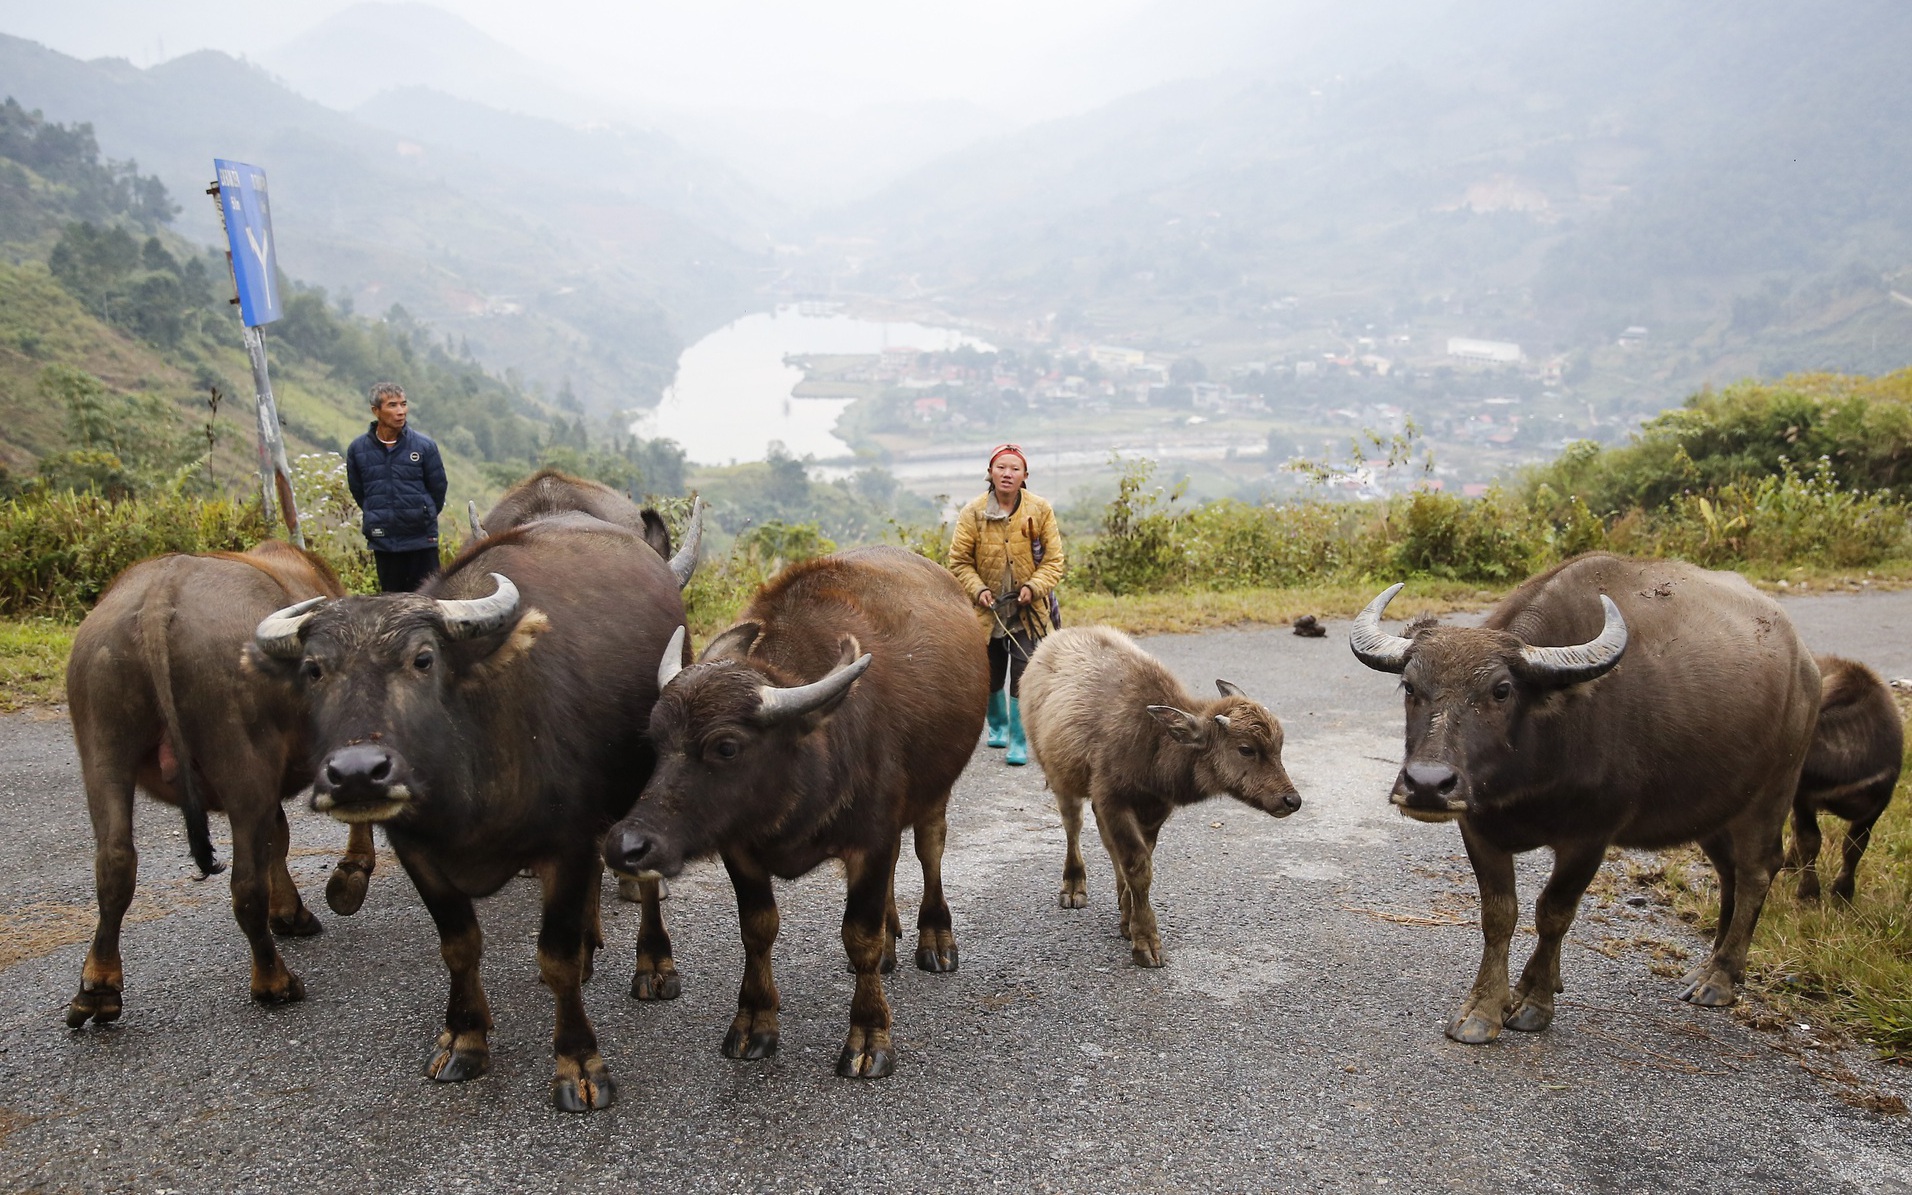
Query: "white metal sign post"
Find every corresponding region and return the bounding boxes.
[209,158,303,547]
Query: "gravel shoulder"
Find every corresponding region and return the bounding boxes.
[1,592,1909,1193]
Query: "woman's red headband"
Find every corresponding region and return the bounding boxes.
[988,443,1028,473]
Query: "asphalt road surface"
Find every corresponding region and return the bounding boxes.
[4,588,1912,1193]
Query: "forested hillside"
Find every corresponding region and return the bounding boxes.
[0,97,684,511]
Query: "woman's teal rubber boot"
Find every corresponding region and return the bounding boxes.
[986,689,1009,748]
[1005,696,1029,766]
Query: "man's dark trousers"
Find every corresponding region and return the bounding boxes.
[374,547,439,593]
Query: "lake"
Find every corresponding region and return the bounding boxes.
[632,305,990,465]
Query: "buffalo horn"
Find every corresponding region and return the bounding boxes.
[1214,714,1232,731]
[669,497,704,590]
[1516,594,1628,686]
[467,499,485,540]
[433,573,521,641]
[754,652,874,726]
[254,596,328,659]
[1348,582,1412,673]
[657,625,687,692]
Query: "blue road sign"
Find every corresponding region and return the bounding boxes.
[213,158,281,326]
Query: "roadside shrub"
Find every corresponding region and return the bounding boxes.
[0,489,265,616]
[1644,458,1910,568]
[1390,487,1544,582]
[1079,458,1187,594]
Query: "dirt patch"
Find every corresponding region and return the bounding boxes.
[0,881,216,971]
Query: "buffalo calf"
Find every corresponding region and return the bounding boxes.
[1021,626,1301,967]
[1784,655,1903,902]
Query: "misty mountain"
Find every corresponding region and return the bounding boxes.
[0,33,765,413]
[835,0,1912,393]
[261,1,594,123]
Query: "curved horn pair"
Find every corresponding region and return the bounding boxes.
[668,497,704,590]
[1348,583,1627,685]
[652,623,871,724]
[255,574,522,658]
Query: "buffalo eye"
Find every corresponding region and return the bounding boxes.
[1402,681,1416,699]
[1236,744,1255,758]
[300,659,323,682]
[413,649,434,673]
[1492,678,1512,702]
[712,739,740,761]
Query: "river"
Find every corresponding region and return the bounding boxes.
[631,305,990,465]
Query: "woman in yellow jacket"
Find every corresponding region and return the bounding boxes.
[947,443,1065,765]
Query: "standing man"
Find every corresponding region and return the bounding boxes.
[346,382,447,593]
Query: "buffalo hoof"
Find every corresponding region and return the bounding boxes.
[325,863,371,916]
[65,981,122,1028]
[915,940,959,974]
[1504,1000,1553,1033]
[1058,885,1087,910]
[836,1031,895,1079]
[250,971,306,1006]
[1130,941,1164,968]
[630,969,682,1001]
[426,1034,491,1083]
[1445,1012,1502,1044]
[722,1025,779,1061]
[269,906,324,938]
[1678,972,1738,1008]
[551,1055,615,1113]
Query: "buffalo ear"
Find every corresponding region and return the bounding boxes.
[700,621,761,664]
[639,508,672,559]
[835,634,862,669]
[1215,679,1247,699]
[1147,704,1206,745]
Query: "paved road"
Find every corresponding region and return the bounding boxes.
[3,590,1911,1193]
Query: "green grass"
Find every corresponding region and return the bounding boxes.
[0,618,73,710]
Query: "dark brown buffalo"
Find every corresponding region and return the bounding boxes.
[1784,654,1903,902]
[1350,553,1820,1043]
[65,540,358,1027]
[250,513,687,1111]
[602,545,988,1079]
[477,469,702,587]
[1020,625,1301,966]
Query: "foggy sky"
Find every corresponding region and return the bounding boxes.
[0,0,1265,121]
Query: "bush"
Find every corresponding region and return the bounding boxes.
[0,489,266,617]
[1640,458,1910,568]
[1390,487,1544,582]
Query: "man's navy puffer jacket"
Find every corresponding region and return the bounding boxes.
[345,422,447,553]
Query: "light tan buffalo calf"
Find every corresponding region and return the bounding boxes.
[1021,625,1301,967]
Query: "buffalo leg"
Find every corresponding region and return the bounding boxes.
[1684,819,1782,1007]
[326,822,377,916]
[721,854,781,1060]
[880,837,901,975]
[68,759,137,1028]
[1506,840,1607,1033]
[223,787,304,1005]
[405,854,493,1085]
[1095,797,1165,967]
[266,804,322,938]
[1832,808,1884,903]
[913,804,959,973]
[539,854,614,1112]
[1449,820,1518,1044]
[1784,799,1824,902]
[1055,788,1089,909]
[837,847,899,1078]
[628,875,681,1001]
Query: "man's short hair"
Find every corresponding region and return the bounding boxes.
[370,382,405,409]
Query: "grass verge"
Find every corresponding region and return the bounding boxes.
[0,618,74,711]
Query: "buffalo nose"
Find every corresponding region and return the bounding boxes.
[603,825,656,875]
[1401,760,1459,806]
[1281,791,1303,813]
[322,743,396,796]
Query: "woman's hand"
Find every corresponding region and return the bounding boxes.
[1017,585,1033,606]
[976,589,994,609]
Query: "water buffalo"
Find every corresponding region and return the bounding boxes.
[251,512,687,1111]
[1020,625,1301,967]
[1350,553,1820,1043]
[478,469,700,911]
[65,540,358,1027]
[1784,655,1903,902]
[603,545,988,1079]
[478,468,702,587]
